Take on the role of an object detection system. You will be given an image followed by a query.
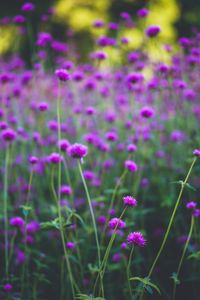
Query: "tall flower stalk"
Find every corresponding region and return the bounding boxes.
[55,74,76,299]
[3,144,10,279]
[172,215,194,300]
[139,157,197,300]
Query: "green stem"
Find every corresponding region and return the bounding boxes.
[127,246,134,298]
[139,157,197,300]
[93,207,127,295]
[4,144,10,279]
[78,161,101,266]
[57,82,76,300]
[172,215,194,300]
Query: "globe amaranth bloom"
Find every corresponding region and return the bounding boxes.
[137,8,149,18]
[186,201,197,209]
[67,143,88,159]
[145,25,160,38]
[29,155,38,165]
[193,149,200,157]
[125,160,138,172]
[2,128,16,142]
[140,106,155,118]
[21,2,35,12]
[66,242,76,250]
[193,209,200,218]
[108,218,126,229]
[48,153,63,164]
[55,69,70,81]
[127,232,146,247]
[10,216,25,228]
[3,283,13,291]
[123,196,137,207]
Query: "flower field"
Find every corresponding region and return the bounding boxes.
[0,2,200,300]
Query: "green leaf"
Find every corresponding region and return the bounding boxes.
[76,294,105,300]
[187,251,200,260]
[130,277,161,295]
[170,272,180,285]
[20,205,32,216]
[88,263,100,273]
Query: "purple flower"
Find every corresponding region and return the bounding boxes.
[21,2,35,12]
[58,139,70,151]
[38,102,49,112]
[137,8,149,18]
[127,144,137,152]
[186,201,197,209]
[48,153,63,164]
[67,143,88,159]
[127,232,146,247]
[26,220,40,234]
[127,73,143,84]
[10,216,25,228]
[93,19,104,28]
[108,218,126,229]
[193,209,200,218]
[13,15,26,24]
[29,156,38,164]
[193,149,200,157]
[140,106,155,118]
[66,242,76,250]
[60,185,72,195]
[3,283,13,291]
[123,196,137,207]
[55,69,70,81]
[145,25,160,38]
[97,215,106,225]
[2,128,16,142]
[125,160,138,172]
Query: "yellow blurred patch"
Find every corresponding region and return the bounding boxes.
[0,26,17,54]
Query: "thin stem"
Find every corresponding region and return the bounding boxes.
[56,82,77,300]
[4,144,10,279]
[101,168,128,243]
[127,246,134,298]
[93,207,127,295]
[139,157,197,300]
[172,215,194,300]
[78,161,101,266]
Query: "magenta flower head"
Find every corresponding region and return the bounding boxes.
[123,196,137,207]
[13,15,26,24]
[58,139,70,151]
[21,2,35,12]
[93,19,104,28]
[127,144,137,152]
[10,216,25,228]
[140,106,155,118]
[29,155,38,164]
[137,8,149,18]
[125,160,138,172]
[145,25,160,38]
[127,232,146,247]
[48,153,63,164]
[67,143,88,159]
[55,69,70,81]
[38,102,49,112]
[26,220,40,234]
[66,242,76,250]
[3,283,13,291]
[108,218,126,229]
[2,128,16,142]
[193,209,200,218]
[186,201,197,210]
[193,149,200,157]
[60,185,72,195]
